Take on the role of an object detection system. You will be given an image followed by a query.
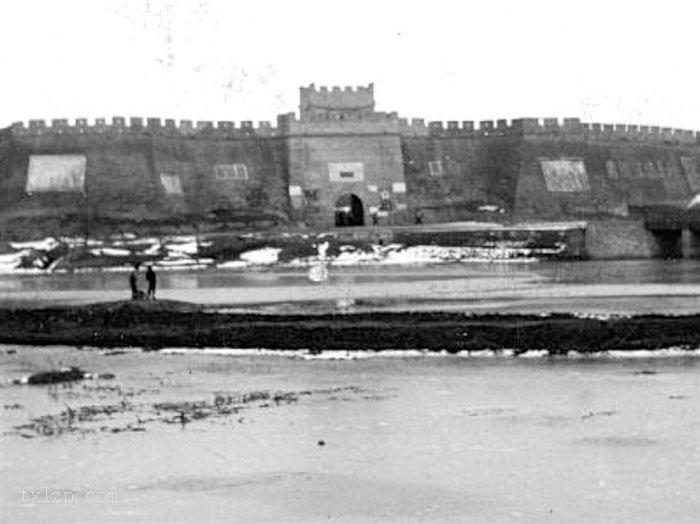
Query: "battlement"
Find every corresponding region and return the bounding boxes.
[278,109,399,128]
[301,83,374,99]
[7,115,700,145]
[398,117,700,144]
[300,83,376,120]
[10,117,280,139]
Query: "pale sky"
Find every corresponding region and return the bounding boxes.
[2,0,700,130]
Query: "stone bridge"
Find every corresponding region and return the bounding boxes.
[630,206,700,258]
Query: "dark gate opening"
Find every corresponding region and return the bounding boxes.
[335,194,364,227]
[651,229,683,259]
[684,228,700,259]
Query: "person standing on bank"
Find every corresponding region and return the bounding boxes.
[369,206,379,226]
[130,263,143,300]
[146,265,157,300]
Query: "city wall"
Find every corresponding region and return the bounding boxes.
[0,118,289,238]
[399,117,700,144]
[2,110,700,257]
[400,118,700,224]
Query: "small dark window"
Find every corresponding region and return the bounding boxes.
[339,171,354,178]
[303,189,318,202]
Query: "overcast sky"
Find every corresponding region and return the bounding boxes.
[2,0,699,130]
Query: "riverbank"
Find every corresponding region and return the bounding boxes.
[0,222,582,275]
[2,299,700,353]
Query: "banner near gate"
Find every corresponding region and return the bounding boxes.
[26,155,86,193]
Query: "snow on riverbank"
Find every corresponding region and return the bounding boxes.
[0,251,28,273]
[0,232,561,275]
[159,346,700,359]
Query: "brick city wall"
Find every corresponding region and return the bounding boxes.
[283,110,406,227]
[400,118,700,224]
[2,110,700,238]
[0,118,289,238]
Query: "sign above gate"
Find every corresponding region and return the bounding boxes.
[328,162,364,182]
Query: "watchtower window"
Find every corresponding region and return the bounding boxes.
[303,189,319,202]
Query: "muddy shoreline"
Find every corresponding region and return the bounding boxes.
[1,300,700,353]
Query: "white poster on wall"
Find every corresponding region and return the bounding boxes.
[328,162,364,182]
[26,155,86,193]
[681,156,700,191]
[540,159,590,192]
[160,173,184,195]
[214,164,248,180]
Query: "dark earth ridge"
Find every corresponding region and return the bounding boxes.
[1,300,699,354]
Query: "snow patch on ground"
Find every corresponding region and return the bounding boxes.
[90,247,131,257]
[140,244,164,256]
[10,238,61,251]
[217,260,248,270]
[0,230,565,275]
[164,241,200,256]
[0,251,27,273]
[159,347,700,359]
[59,237,103,247]
[240,248,282,265]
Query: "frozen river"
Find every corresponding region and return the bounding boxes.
[1,346,699,523]
[2,259,700,314]
[1,259,700,522]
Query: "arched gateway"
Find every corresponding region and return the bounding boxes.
[334,193,364,227]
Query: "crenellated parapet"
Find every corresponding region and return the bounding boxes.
[398,117,700,144]
[300,83,378,120]
[7,114,700,145]
[300,83,374,108]
[9,117,281,139]
[277,110,400,136]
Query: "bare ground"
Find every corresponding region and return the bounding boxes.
[1,299,700,353]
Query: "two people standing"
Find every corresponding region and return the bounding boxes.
[130,263,157,300]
